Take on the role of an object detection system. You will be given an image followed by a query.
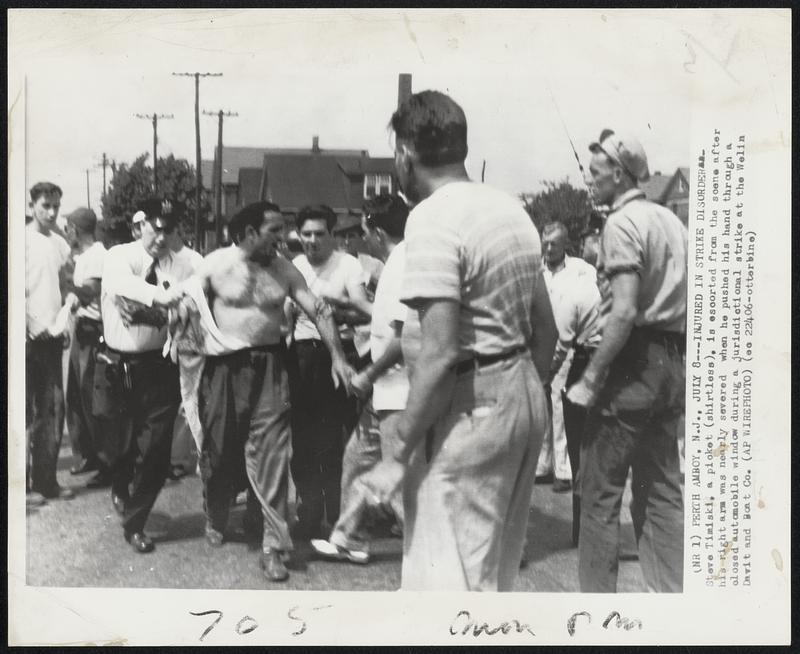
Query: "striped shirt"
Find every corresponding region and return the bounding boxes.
[400,181,543,361]
[598,188,688,333]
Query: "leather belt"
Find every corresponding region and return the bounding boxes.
[106,347,164,363]
[453,345,528,376]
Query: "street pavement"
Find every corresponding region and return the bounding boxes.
[26,442,647,592]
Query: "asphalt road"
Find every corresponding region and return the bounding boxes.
[26,443,646,592]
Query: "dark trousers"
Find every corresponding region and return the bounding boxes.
[66,319,107,466]
[199,346,293,552]
[26,337,66,496]
[99,351,180,534]
[289,339,359,535]
[561,345,593,545]
[578,328,685,593]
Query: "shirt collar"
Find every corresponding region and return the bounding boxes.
[611,188,646,212]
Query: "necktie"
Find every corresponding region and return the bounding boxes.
[145,258,158,286]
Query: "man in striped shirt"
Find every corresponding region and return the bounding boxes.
[360,90,558,591]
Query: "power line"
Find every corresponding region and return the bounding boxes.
[172,72,223,251]
[203,109,238,248]
[134,112,174,195]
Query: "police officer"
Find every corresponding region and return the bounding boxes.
[99,198,193,553]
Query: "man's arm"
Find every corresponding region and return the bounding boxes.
[69,278,101,307]
[529,275,559,384]
[350,324,404,398]
[323,281,372,326]
[566,271,639,407]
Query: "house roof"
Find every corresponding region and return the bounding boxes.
[639,172,672,203]
[263,153,356,212]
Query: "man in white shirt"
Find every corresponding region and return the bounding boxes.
[100,197,192,553]
[63,208,110,484]
[26,182,75,504]
[289,204,371,540]
[536,221,601,494]
[311,193,410,564]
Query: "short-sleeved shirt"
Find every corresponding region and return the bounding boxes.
[400,181,543,364]
[293,250,364,342]
[26,226,70,336]
[73,241,107,322]
[597,188,688,333]
[370,242,409,411]
[354,253,385,357]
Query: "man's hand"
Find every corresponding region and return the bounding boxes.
[358,458,407,508]
[330,357,355,393]
[565,377,599,408]
[350,370,373,400]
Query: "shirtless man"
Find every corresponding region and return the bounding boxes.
[188,202,353,582]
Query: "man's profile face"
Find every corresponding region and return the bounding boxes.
[393,139,419,204]
[543,230,568,267]
[141,218,172,259]
[589,152,620,206]
[262,212,286,245]
[30,193,61,234]
[299,218,335,265]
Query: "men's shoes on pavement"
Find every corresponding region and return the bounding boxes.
[534,473,554,485]
[310,539,370,565]
[125,531,155,554]
[552,478,572,493]
[86,471,112,489]
[70,458,98,476]
[260,549,289,582]
[40,486,75,500]
[111,492,127,516]
[26,491,47,508]
[205,526,224,548]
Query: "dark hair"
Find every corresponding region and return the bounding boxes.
[227,201,280,244]
[390,90,468,166]
[297,204,337,232]
[363,193,409,240]
[102,216,132,247]
[29,182,63,203]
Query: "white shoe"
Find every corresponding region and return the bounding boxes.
[310,539,370,564]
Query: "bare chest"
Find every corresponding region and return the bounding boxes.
[212,261,288,310]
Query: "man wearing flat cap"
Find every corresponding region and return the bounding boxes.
[99,197,193,553]
[566,129,687,592]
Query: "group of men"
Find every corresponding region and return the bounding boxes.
[25,89,687,593]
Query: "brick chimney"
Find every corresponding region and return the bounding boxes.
[312,135,320,153]
[398,73,412,109]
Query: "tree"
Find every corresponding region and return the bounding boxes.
[101,153,211,246]
[520,179,593,255]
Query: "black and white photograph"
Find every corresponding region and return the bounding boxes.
[9,8,790,646]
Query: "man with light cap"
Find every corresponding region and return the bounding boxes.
[566,129,687,592]
[99,197,192,553]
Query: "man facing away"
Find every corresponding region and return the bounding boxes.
[361,90,558,591]
[188,201,354,582]
[566,129,687,592]
[26,181,76,504]
[289,205,371,540]
[311,193,410,564]
[100,197,191,553]
[63,208,111,486]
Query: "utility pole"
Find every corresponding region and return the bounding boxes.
[95,152,112,200]
[172,71,222,251]
[85,169,91,208]
[135,112,174,194]
[203,109,238,248]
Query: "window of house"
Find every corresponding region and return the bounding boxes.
[364,173,392,198]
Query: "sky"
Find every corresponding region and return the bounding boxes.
[7,8,784,216]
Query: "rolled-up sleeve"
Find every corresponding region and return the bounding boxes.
[102,246,157,306]
[601,213,643,277]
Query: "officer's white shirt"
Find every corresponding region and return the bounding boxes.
[101,241,196,352]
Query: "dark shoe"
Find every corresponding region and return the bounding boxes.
[205,525,224,548]
[70,458,98,475]
[260,549,289,582]
[86,471,112,489]
[534,473,554,485]
[519,557,529,570]
[168,465,187,481]
[40,485,75,500]
[125,531,155,554]
[619,549,639,562]
[552,478,572,493]
[112,492,127,516]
